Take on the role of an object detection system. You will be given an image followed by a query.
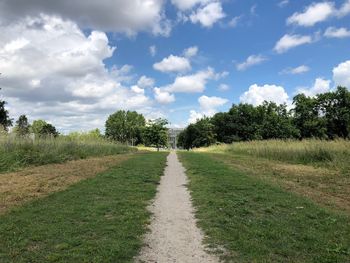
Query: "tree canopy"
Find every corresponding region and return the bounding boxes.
[178,87,350,149]
[0,89,12,131]
[143,118,169,151]
[105,110,146,145]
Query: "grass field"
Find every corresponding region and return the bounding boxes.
[179,152,350,262]
[0,152,167,262]
[0,136,133,173]
[203,139,350,174]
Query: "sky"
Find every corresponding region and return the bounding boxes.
[0,0,349,133]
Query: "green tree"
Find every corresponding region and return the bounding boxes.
[105,110,146,145]
[14,115,30,136]
[30,119,47,134]
[143,118,168,151]
[0,90,12,131]
[40,123,59,137]
[292,94,326,139]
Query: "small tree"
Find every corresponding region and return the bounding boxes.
[0,89,12,131]
[14,115,30,136]
[143,118,168,151]
[40,123,59,137]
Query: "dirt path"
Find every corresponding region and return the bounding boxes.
[136,151,219,263]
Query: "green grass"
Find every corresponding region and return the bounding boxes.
[179,152,350,263]
[0,136,134,173]
[203,139,350,173]
[0,152,168,262]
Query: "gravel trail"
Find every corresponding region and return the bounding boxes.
[136,151,219,263]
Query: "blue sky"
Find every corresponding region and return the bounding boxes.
[0,0,349,132]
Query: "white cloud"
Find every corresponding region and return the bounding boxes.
[0,14,155,133]
[171,0,209,11]
[183,46,198,58]
[337,0,350,17]
[236,54,267,71]
[188,110,203,124]
[281,65,310,75]
[0,0,169,36]
[333,60,350,88]
[278,0,289,8]
[240,84,289,106]
[188,95,228,123]
[297,78,331,97]
[274,34,313,53]
[131,85,145,94]
[190,2,225,27]
[218,84,230,91]
[149,45,157,57]
[287,2,335,27]
[165,68,215,93]
[154,88,175,104]
[199,95,228,115]
[228,16,241,27]
[153,55,191,73]
[137,75,155,88]
[324,27,350,38]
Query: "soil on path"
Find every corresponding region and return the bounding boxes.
[136,151,219,263]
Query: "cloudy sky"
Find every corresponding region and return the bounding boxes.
[0,0,349,133]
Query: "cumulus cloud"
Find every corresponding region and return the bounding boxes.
[240,84,290,106]
[278,0,289,8]
[236,54,267,71]
[165,68,215,93]
[154,88,175,104]
[287,2,335,27]
[333,60,350,88]
[287,1,350,27]
[171,0,208,11]
[297,78,331,97]
[218,84,230,91]
[190,2,226,27]
[137,75,155,88]
[188,95,228,123]
[274,34,313,53]
[0,0,170,36]
[153,55,191,73]
[324,27,350,38]
[0,14,155,133]
[183,46,199,58]
[281,65,310,75]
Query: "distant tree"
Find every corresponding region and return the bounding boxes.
[0,89,12,131]
[105,110,146,145]
[211,112,238,143]
[317,87,350,139]
[177,124,198,150]
[143,118,168,151]
[40,123,59,137]
[256,102,299,139]
[14,115,30,136]
[292,94,326,139]
[30,119,59,137]
[30,119,47,134]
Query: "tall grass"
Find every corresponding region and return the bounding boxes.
[202,139,350,170]
[0,135,134,173]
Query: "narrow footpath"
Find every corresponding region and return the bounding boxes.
[136,151,219,263]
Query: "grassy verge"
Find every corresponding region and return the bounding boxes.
[202,139,350,174]
[0,136,134,173]
[179,152,350,263]
[0,152,168,263]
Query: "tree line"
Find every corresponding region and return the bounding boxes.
[178,86,350,150]
[105,110,168,150]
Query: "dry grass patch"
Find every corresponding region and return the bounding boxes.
[0,154,131,214]
[209,153,350,214]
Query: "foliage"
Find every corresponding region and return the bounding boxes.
[31,119,59,137]
[0,152,168,262]
[181,87,350,148]
[178,117,216,150]
[143,118,168,151]
[0,96,12,132]
[14,115,30,136]
[105,110,145,145]
[0,136,134,173]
